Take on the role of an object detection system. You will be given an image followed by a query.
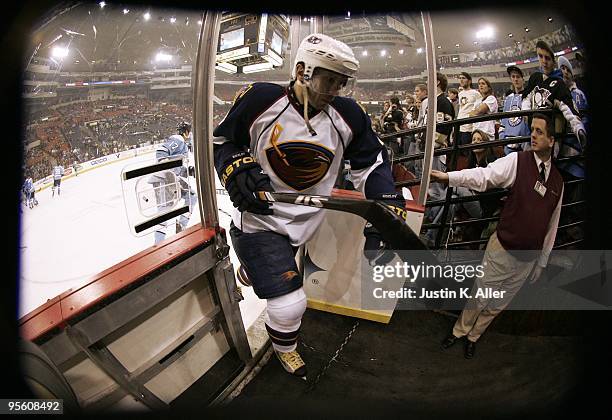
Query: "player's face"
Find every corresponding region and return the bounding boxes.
[307,68,350,109]
[537,48,555,75]
[530,118,554,152]
[510,71,524,90]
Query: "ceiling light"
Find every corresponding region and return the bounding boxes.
[437,45,441,49]
[416,47,423,54]
[144,12,151,21]
[508,33,513,37]
[399,49,404,54]
[51,46,69,59]
[123,9,129,14]
[380,50,386,57]
[525,27,530,32]
[548,17,553,22]
[99,1,105,8]
[476,26,494,39]
[198,20,202,25]
[362,50,368,57]
[455,44,460,48]
[242,62,274,74]
[216,62,237,74]
[170,17,176,23]
[155,52,172,62]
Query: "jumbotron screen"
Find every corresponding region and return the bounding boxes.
[220,28,245,51]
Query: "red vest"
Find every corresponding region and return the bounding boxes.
[496,151,563,252]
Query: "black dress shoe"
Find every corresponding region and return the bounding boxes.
[464,340,476,359]
[441,334,460,349]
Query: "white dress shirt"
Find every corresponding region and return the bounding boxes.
[448,152,563,267]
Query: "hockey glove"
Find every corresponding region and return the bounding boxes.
[363,193,407,266]
[221,151,274,215]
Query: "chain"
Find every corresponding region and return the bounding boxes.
[303,320,359,394]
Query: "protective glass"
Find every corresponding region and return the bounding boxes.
[308,68,356,97]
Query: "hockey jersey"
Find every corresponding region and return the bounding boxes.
[53,166,64,180]
[23,178,34,193]
[500,90,530,146]
[213,82,396,246]
[521,69,584,136]
[155,134,190,178]
[416,93,455,147]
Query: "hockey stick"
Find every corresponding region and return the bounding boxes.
[256,192,449,311]
[257,191,428,251]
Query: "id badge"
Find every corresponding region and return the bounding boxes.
[534,181,547,197]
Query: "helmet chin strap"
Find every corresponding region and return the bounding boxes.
[296,79,318,136]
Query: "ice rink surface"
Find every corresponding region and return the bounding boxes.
[19,152,266,328]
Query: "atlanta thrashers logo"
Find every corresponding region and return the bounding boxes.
[266,141,335,191]
[307,35,322,44]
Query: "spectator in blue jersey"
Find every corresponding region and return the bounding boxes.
[558,56,588,130]
[212,33,406,379]
[51,164,64,197]
[149,122,196,244]
[500,65,531,155]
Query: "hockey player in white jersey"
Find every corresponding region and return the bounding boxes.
[213,33,406,378]
[151,121,197,244]
[51,164,64,197]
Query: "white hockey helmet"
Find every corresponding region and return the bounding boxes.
[291,33,359,96]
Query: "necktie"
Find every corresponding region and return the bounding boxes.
[539,162,546,182]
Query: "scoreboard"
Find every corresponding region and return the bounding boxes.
[216,13,290,74]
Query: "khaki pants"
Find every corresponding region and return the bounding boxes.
[453,232,536,342]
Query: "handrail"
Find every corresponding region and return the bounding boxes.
[384,105,587,251]
[379,108,557,141]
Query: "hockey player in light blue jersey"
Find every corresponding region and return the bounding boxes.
[51,164,64,197]
[151,121,197,244]
[23,177,38,208]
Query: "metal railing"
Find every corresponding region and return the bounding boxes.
[380,108,586,250]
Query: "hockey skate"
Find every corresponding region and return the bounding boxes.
[274,349,307,379]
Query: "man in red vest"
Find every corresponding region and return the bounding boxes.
[430,112,563,359]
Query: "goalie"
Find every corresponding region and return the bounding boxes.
[150,121,197,244]
[213,33,406,378]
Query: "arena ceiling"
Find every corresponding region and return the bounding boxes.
[26,3,572,76]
